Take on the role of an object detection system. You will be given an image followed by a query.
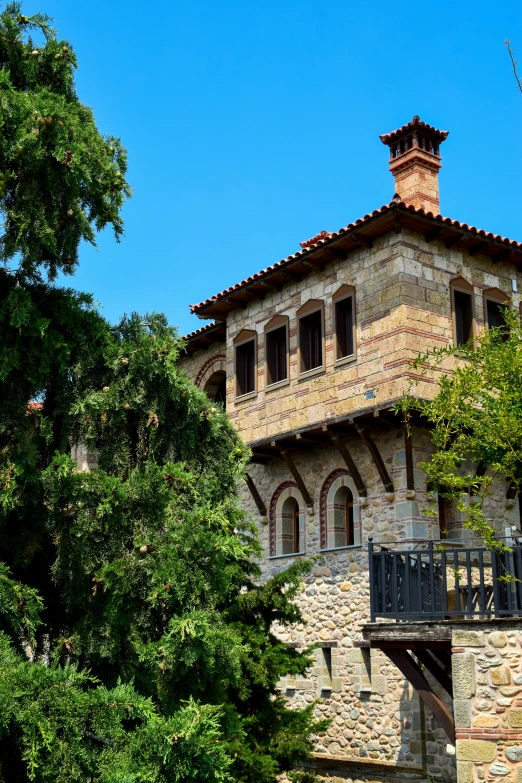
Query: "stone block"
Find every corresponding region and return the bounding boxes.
[456,739,496,762]
[509,708,522,727]
[452,630,485,647]
[456,760,473,783]
[516,769,522,783]
[371,675,386,694]
[506,746,522,762]
[489,763,510,776]
[490,631,508,648]
[344,649,364,663]
[473,715,499,728]
[454,699,471,728]
[491,666,512,686]
[453,653,476,698]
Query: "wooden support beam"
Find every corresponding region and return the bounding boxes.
[444,233,465,249]
[356,426,394,494]
[350,232,373,249]
[257,280,283,293]
[382,648,455,743]
[425,227,442,243]
[275,446,313,509]
[430,649,452,671]
[278,438,315,452]
[468,240,489,256]
[225,297,246,310]
[491,249,511,263]
[245,473,267,517]
[295,432,328,445]
[278,269,302,283]
[403,426,415,492]
[325,430,367,497]
[414,650,453,698]
[301,258,326,272]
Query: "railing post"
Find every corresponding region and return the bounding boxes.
[368,538,376,622]
[491,548,501,618]
[428,540,435,617]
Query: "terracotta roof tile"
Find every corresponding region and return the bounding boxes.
[190,200,522,317]
[379,115,449,145]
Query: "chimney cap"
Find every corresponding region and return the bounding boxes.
[379,115,449,146]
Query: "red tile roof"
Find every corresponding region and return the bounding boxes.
[182,320,226,354]
[299,230,332,249]
[379,115,449,145]
[190,200,522,319]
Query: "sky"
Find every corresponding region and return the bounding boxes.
[22,0,522,336]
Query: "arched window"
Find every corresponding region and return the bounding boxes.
[320,470,361,550]
[269,482,306,556]
[204,370,226,407]
[196,355,227,408]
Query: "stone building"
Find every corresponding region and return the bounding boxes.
[179,116,522,783]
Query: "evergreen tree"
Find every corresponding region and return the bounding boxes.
[0,5,325,780]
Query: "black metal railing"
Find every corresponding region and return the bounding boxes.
[369,539,522,621]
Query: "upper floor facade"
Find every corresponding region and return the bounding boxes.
[180,117,522,447]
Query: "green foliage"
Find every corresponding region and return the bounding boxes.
[397,308,522,547]
[0,5,323,779]
[0,3,130,279]
[0,309,324,781]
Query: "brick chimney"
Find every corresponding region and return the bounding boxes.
[380,116,449,213]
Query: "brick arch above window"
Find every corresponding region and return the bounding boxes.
[269,481,306,556]
[320,469,361,550]
[195,354,226,389]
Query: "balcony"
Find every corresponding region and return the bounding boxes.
[363,538,522,744]
[369,538,522,622]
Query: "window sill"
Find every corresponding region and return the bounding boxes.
[318,544,362,553]
[334,354,357,369]
[234,390,257,404]
[298,366,325,382]
[265,378,290,393]
[268,551,306,560]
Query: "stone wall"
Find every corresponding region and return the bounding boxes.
[179,224,522,783]
[453,625,522,783]
[198,228,522,446]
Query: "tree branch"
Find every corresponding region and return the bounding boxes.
[85,731,115,746]
[505,39,522,94]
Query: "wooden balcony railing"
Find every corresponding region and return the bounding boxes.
[368,538,522,622]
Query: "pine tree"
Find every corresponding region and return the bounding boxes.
[0,6,325,780]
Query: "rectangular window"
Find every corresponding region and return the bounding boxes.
[299,310,323,372]
[453,290,473,346]
[486,299,507,330]
[235,340,255,396]
[335,295,355,359]
[266,325,287,385]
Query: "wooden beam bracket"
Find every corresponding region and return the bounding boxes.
[325,429,367,498]
[414,649,453,698]
[382,648,455,743]
[274,445,314,510]
[245,473,267,517]
[356,426,394,495]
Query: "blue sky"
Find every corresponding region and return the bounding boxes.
[23,0,522,335]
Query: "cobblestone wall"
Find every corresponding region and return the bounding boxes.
[453,625,522,783]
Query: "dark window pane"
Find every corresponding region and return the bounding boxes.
[487,299,506,330]
[266,326,287,385]
[454,290,473,346]
[335,296,354,359]
[300,310,323,372]
[293,502,300,553]
[236,340,255,395]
